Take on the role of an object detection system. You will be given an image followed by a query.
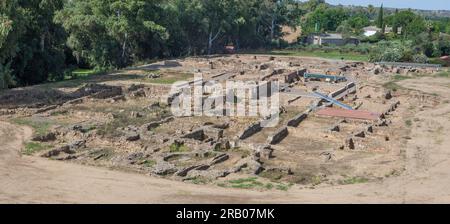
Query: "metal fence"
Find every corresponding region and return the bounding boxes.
[376,62,442,68]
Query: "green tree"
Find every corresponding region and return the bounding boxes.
[1,0,66,86]
[0,15,12,89]
[367,4,376,17]
[392,9,399,34]
[377,4,384,31]
[56,0,168,69]
[302,5,348,35]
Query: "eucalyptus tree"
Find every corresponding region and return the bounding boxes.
[56,0,168,69]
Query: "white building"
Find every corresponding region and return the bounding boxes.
[363,26,402,37]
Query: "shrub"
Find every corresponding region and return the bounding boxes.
[369,47,403,62]
[412,54,429,63]
[368,40,421,62]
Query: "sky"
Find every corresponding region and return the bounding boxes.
[323,0,450,10]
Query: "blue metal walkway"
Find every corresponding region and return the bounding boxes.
[304,73,347,82]
[312,92,353,110]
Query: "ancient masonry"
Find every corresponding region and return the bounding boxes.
[0,55,416,185]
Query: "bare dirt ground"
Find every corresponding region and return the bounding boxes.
[1,74,449,204]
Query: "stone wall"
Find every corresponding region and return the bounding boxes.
[267,126,289,145]
[284,69,307,84]
[328,82,356,100]
[287,113,308,127]
[238,122,262,140]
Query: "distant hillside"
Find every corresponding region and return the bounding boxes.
[330,4,450,19]
[390,8,450,19]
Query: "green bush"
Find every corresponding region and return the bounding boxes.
[368,40,428,63]
[412,54,429,63]
[370,47,403,62]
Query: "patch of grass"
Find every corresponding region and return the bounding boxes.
[71,69,97,78]
[385,169,402,178]
[229,177,264,189]
[259,170,284,182]
[228,177,259,184]
[218,177,293,191]
[143,71,192,84]
[275,183,293,191]
[141,159,156,168]
[435,71,450,78]
[382,82,402,91]
[230,181,264,189]
[311,175,325,186]
[231,147,251,158]
[392,75,412,81]
[382,74,417,91]
[11,118,52,136]
[190,176,210,185]
[169,142,190,153]
[339,176,369,185]
[264,183,274,190]
[62,68,104,83]
[405,120,413,127]
[382,75,411,92]
[23,141,50,155]
[429,58,450,67]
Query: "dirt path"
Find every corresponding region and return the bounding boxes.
[1,77,450,204]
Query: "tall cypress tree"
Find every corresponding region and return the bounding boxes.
[377,4,384,31]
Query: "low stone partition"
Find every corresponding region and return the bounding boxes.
[284,69,307,84]
[287,113,308,127]
[142,117,174,131]
[238,121,262,140]
[181,128,206,141]
[328,82,356,100]
[91,86,123,99]
[267,126,289,145]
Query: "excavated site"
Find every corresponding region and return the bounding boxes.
[0,55,442,189]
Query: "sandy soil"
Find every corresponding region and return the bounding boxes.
[1,76,450,204]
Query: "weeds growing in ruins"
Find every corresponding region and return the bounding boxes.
[275,183,293,191]
[143,71,193,84]
[141,160,156,168]
[219,177,293,191]
[405,120,413,127]
[190,176,210,185]
[259,170,284,182]
[339,176,369,185]
[12,118,53,136]
[228,177,265,189]
[435,71,450,78]
[383,75,413,91]
[169,142,190,153]
[23,142,52,155]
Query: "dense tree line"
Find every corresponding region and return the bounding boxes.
[1,0,450,89]
[1,0,67,87]
[0,0,303,88]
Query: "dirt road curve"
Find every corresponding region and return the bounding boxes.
[1,78,450,203]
